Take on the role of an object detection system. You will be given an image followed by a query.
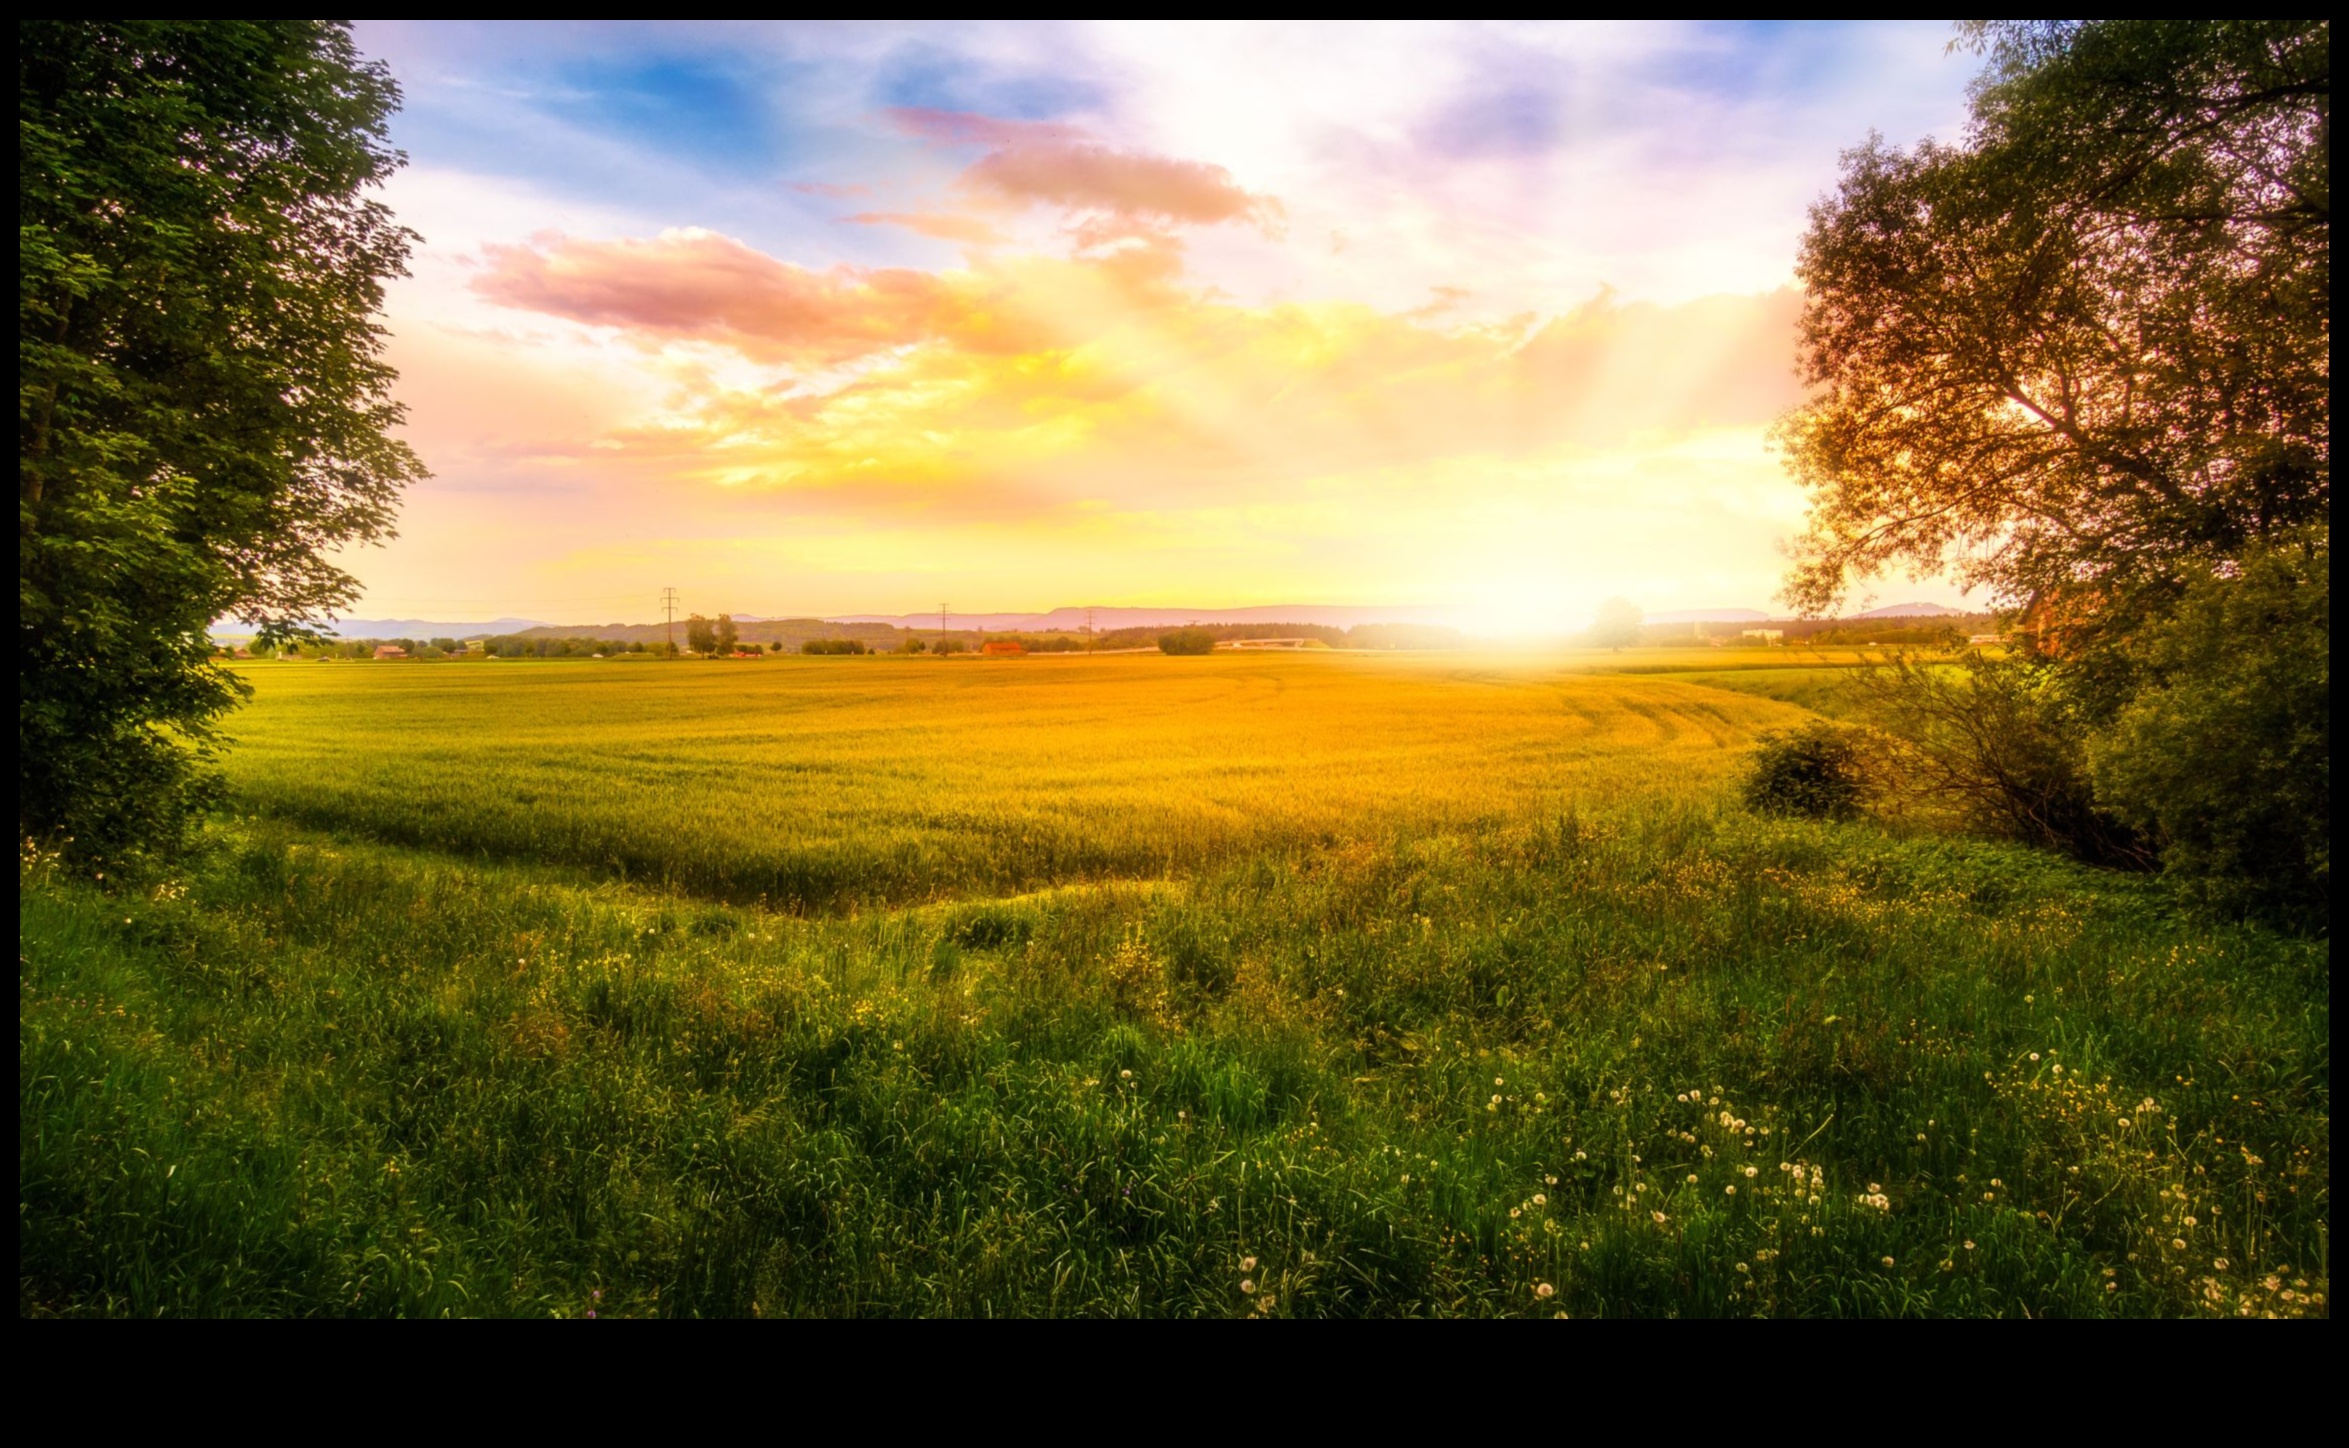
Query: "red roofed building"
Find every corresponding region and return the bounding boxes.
[981,640,1025,657]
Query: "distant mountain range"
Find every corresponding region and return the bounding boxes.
[1851,601,1965,618]
[212,616,550,639]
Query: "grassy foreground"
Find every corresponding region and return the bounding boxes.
[20,653,2330,1316]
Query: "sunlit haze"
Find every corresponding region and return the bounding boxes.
[347,21,1978,632]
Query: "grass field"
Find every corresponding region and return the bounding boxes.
[19,651,2330,1316]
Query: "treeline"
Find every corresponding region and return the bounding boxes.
[1634,615,2004,648]
[521,615,900,650]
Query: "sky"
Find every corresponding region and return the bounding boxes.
[344,20,1979,632]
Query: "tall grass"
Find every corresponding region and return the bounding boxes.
[19,653,2329,1316]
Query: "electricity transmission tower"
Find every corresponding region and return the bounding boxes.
[1086,605,1096,650]
[939,602,949,649]
[661,587,680,656]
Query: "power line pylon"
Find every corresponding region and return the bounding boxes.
[661,587,680,656]
[939,602,949,650]
[1086,605,1096,650]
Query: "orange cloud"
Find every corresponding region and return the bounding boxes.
[965,143,1271,229]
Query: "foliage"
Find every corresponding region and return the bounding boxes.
[1159,628,1216,656]
[1742,722,1869,821]
[1849,655,2147,867]
[685,615,716,654]
[19,23,423,862]
[1588,597,1643,651]
[714,614,740,655]
[2087,532,2329,928]
[1778,19,2329,618]
[800,638,869,656]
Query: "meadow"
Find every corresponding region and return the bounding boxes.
[19,651,2329,1316]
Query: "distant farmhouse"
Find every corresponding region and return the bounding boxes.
[373,644,406,660]
[982,640,1026,657]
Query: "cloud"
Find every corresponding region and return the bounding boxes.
[887,105,1282,240]
[885,106,1085,147]
[847,210,1012,246]
[471,228,1020,366]
[468,225,1803,522]
[964,142,1271,229]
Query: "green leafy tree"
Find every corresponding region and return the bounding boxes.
[1780,21,2328,921]
[685,614,716,654]
[714,614,740,655]
[20,22,423,860]
[1587,597,1642,651]
[1779,21,2327,625]
[1158,628,1215,656]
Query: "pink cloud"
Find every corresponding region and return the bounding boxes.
[885,107,1084,147]
[889,106,1281,237]
[789,181,871,198]
[471,229,978,366]
[847,211,1012,247]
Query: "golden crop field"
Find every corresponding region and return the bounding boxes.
[221,651,1816,908]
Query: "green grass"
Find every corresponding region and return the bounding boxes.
[19,652,2331,1316]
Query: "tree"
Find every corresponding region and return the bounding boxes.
[685,614,716,654]
[714,614,740,655]
[21,23,423,860]
[1779,21,2328,625]
[1587,598,1642,651]
[1779,21,2328,923]
[1158,628,1215,656]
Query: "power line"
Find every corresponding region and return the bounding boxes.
[661,587,680,657]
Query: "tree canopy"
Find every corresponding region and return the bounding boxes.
[1778,20,2328,621]
[20,22,423,857]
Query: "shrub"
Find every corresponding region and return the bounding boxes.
[1159,628,1216,656]
[1742,722,1869,820]
[1852,655,2146,866]
[801,638,869,656]
[2087,531,2328,929]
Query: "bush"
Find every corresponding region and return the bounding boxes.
[801,639,869,656]
[1159,628,1216,656]
[2087,532,2328,929]
[1742,722,1870,820]
[1851,655,2146,866]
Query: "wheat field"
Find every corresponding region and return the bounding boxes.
[217,651,1815,907]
